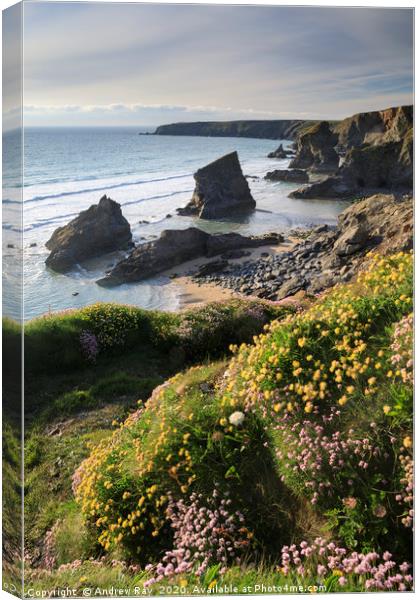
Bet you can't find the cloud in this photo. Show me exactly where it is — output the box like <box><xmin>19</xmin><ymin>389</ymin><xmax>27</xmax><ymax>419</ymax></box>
<box><xmin>21</xmin><ymin>4</ymin><xmax>413</xmax><ymax>125</ymax></box>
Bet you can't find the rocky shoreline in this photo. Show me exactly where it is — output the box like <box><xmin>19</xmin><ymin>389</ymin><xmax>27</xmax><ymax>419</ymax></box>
<box><xmin>44</xmin><ymin>104</ymin><xmax>413</xmax><ymax>308</ymax></box>
<box><xmin>189</xmin><ymin>194</ymin><xmax>413</xmax><ymax>301</ymax></box>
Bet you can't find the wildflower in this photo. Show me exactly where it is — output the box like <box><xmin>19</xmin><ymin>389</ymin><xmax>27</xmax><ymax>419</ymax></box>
<box><xmin>373</xmin><ymin>505</ymin><xmax>387</xmax><ymax>518</ymax></box>
<box><xmin>343</xmin><ymin>497</ymin><xmax>357</xmax><ymax>510</ymax></box>
<box><xmin>229</xmin><ymin>411</ymin><xmax>245</xmax><ymax>426</ymax></box>
<box><xmin>383</xmin><ymin>405</ymin><xmax>391</xmax><ymax>415</ymax></box>
<box><xmin>403</xmin><ymin>436</ymin><xmax>412</xmax><ymax>449</ymax></box>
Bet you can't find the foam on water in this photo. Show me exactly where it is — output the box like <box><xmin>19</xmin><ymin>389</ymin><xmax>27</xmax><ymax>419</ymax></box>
<box><xmin>2</xmin><ymin>127</ymin><xmax>348</xmax><ymax>320</ymax></box>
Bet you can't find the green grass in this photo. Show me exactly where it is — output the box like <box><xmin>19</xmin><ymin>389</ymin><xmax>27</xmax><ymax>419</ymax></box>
<box><xmin>16</xmin><ymin>299</ymin><xmax>290</xmax><ymax>572</ymax></box>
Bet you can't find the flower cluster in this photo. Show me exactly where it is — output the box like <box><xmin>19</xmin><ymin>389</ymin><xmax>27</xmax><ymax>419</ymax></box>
<box><xmin>280</xmin><ymin>538</ymin><xmax>412</xmax><ymax>591</ymax></box>
<box><xmin>39</xmin><ymin>523</ymin><xmax>59</xmax><ymax>570</ymax></box>
<box><xmin>274</xmin><ymin>409</ymin><xmax>382</xmax><ymax>506</ymax></box>
<box><xmin>396</xmin><ymin>448</ymin><xmax>413</xmax><ymax>529</ymax></box>
<box><xmin>79</xmin><ymin>330</ymin><xmax>99</xmax><ymax>362</ymax></box>
<box><xmin>176</xmin><ymin>300</ymin><xmax>276</xmax><ymax>359</ymax></box>
<box><xmin>222</xmin><ymin>252</ymin><xmax>413</xmax><ymax>418</ymax></box>
<box><xmin>390</xmin><ymin>314</ymin><xmax>413</xmax><ymax>386</ymax></box>
<box><xmin>80</xmin><ymin>303</ymin><xmax>147</xmax><ymax>349</ymax></box>
<box><xmin>144</xmin><ymin>490</ymin><xmax>249</xmax><ymax>586</ymax></box>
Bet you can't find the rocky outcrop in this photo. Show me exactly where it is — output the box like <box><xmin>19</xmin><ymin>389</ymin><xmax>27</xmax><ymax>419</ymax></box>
<box><xmin>340</xmin><ymin>132</ymin><xmax>413</xmax><ymax>190</ymax></box>
<box><xmin>289</xmin><ymin>176</ymin><xmax>352</xmax><ymax>199</ymax></box>
<box><xmin>154</xmin><ymin>120</ymin><xmax>315</xmax><ymax>140</ymax></box>
<box><xmin>45</xmin><ymin>196</ymin><xmax>132</xmax><ymax>273</ymax></box>
<box><xmin>267</xmin><ymin>144</ymin><xmax>293</xmax><ymax>159</ymax></box>
<box><xmin>177</xmin><ymin>152</ymin><xmax>256</xmax><ymax>219</ymax></box>
<box><xmin>97</xmin><ymin>228</ymin><xmax>284</xmax><ymax>286</ymax></box>
<box><xmin>334</xmin><ymin>105</ymin><xmax>413</xmax><ymax>151</ymax></box>
<box><xmin>265</xmin><ymin>169</ymin><xmax>309</xmax><ymax>183</ymax></box>
<box><xmin>206</xmin><ymin>232</ymin><xmax>283</xmax><ymax>257</ymax></box>
<box><xmin>289</xmin><ymin>121</ymin><xmax>339</xmax><ymax>173</ymax></box>
<box><xmin>290</xmin><ymin>128</ymin><xmax>413</xmax><ymax>200</ymax></box>
<box><xmin>194</xmin><ymin>194</ymin><xmax>412</xmax><ymax>300</ymax></box>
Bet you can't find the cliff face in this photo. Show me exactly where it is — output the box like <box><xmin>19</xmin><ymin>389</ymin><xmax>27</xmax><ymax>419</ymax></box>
<box><xmin>153</xmin><ymin>105</ymin><xmax>413</xmax><ymax>147</ymax></box>
<box><xmin>154</xmin><ymin>120</ymin><xmax>315</xmax><ymax>140</ymax></box>
<box><xmin>289</xmin><ymin>121</ymin><xmax>339</xmax><ymax>172</ymax></box>
<box><xmin>333</xmin><ymin>105</ymin><xmax>413</xmax><ymax>150</ymax></box>
<box><xmin>288</xmin><ymin>106</ymin><xmax>413</xmax><ymax>200</ymax></box>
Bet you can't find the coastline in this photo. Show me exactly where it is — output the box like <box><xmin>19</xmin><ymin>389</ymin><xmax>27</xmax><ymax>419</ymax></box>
<box><xmin>164</xmin><ymin>239</ymin><xmax>298</xmax><ymax>310</ymax></box>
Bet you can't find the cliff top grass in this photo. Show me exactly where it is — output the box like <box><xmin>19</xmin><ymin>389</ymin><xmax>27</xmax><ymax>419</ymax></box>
<box><xmin>72</xmin><ymin>252</ymin><xmax>412</xmax><ymax>578</ymax></box>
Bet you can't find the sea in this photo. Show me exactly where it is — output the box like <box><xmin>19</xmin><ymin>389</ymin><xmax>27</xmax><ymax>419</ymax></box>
<box><xmin>2</xmin><ymin>127</ymin><xmax>349</xmax><ymax>321</ymax></box>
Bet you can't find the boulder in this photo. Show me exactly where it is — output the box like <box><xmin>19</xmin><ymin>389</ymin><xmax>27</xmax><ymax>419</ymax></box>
<box><xmin>336</xmin><ymin>194</ymin><xmax>413</xmax><ymax>255</ymax></box>
<box><xmin>205</xmin><ymin>231</ymin><xmax>283</xmax><ymax>257</ymax></box>
<box><xmin>289</xmin><ymin>121</ymin><xmax>339</xmax><ymax>173</ymax></box>
<box><xmin>333</xmin><ymin>223</ymin><xmax>370</xmax><ymax>256</ymax></box>
<box><xmin>45</xmin><ymin>195</ymin><xmax>132</xmax><ymax>273</ymax></box>
<box><xmin>289</xmin><ymin>177</ymin><xmax>352</xmax><ymax>199</ymax></box>
<box><xmin>177</xmin><ymin>151</ymin><xmax>256</xmax><ymax>219</ymax></box>
<box><xmin>194</xmin><ymin>260</ymin><xmax>229</xmax><ymax>277</ymax></box>
<box><xmin>265</xmin><ymin>169</ymin><xmax>309</xmax><ymax>183</ymax></box>
<box><xmin>97</xmin><ymin>228</ymin><xmax>285</xmax><ymax>286</ymax></box>
<box><xmin>97</xmin><ymin>228</ymin><xmax>209</xmax><ymax>286</ymax></box>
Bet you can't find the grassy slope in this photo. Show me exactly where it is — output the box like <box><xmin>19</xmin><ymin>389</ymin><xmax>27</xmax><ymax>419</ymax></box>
<box><xmin>10</xmin><ymin>299</ymin><xmax>290</xmax><ymax>573</ymax></box>
<box><xmin>4</xmin><ymin>254</ymin><xmax>413</xmax><ymax>595</ymax></box>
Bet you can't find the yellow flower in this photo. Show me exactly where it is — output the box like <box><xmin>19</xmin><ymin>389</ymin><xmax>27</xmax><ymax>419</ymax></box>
<box><xmin>383</xmin><ymin>405</ymin><xmax>391</xmax><ymax>415</ymax></box>
<box><xmin>298</xmin><ymin>337</ymin><xmax>306</xmax><ymax>348</ymax></box>
<box><xmin>208</xmin><ymin>580</ymin><xmax>217</xmax><ymax>590</ymax></box>
<box><xmin>338</xmin><ymin>395</ymin><xmax>348</xmax><ymax>406</ymax></box>
<box><xmin>346</xmin><ymin>385</ymin><xmax>355</xmax><ymax>394</ymax></box>
<box><xmin>403</xmin><ymin>436</ymin><xmax>412</xmax><ymax>449</ymax></box>
<box><xmin>219</xmin><ymin>418</ymin><xmax>227</xmax><ymax>426</ymax></box>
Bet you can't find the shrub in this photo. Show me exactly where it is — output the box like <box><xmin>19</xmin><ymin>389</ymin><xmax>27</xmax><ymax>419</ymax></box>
<box><xmin>176</xmin><ymin>300</ymin><xmax>287</xmax><ymax>360</ymax></box>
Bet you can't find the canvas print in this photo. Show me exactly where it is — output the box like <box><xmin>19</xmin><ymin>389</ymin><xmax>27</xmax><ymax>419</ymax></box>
<box><xmin>2</xmin><ymin>2</ymin><xmax>414</xmax><ymax>597</ymax></box>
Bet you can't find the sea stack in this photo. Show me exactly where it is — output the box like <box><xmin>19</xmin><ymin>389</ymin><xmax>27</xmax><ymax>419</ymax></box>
<box><xmin>177</xmin><ymin>151</ymin><xmax>256</xmax><ymax>220</ymax></box>
<box><xmin>45</xmin><ymin>195</ymin><xmax>132</xmax><ymax>273</ymax></box>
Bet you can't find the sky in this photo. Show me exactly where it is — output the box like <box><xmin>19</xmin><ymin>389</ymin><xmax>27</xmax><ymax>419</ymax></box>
<box><xmin>3</xmin><ymin>2</ymin><xmax>414</xmax><ymax>129</ymax></box>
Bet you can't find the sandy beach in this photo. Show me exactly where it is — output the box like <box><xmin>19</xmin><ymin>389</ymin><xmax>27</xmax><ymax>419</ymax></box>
<box><xmin>164</xmin><ymin>238</ymin><xmax>298</xmax><ymax>310</ymax></box>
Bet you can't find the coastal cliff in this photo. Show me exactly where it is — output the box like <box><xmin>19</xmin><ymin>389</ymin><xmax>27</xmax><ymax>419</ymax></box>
<box><xmin>333</xmin><ymin>105</ymin><xmax>413</xmax><ymax>149</ymax></box>
<box><xmin>153</xmin><ymin>119</ymin><xmax>315</xmax><ymax>140</ymax></box>
<box><xmin>153</xmin><ymin>105</ymin><xmax>412</xmax><ymax>145</ymax></box>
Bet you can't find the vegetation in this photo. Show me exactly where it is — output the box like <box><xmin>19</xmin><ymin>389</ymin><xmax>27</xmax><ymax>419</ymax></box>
<box><xmin>4</xmin><ymin>254</ymin><xmax>413</xmax><ymax>595</ymax></box>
